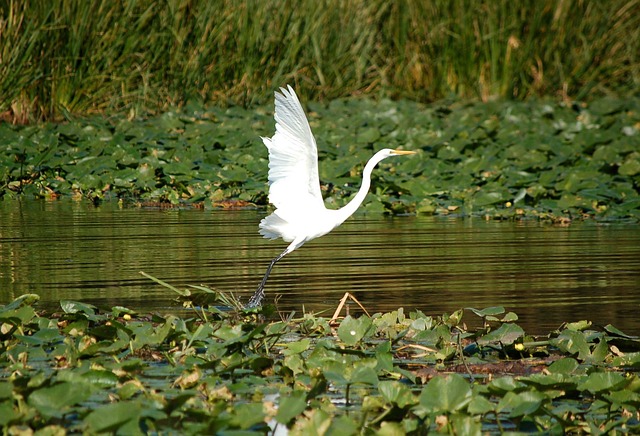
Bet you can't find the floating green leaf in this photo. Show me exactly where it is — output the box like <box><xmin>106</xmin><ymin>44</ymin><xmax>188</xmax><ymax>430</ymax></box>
<box><xmin>28</xmin><ymin>382</ymin><xmax>93</xmax><ymax>418</ymax></box>
<box><xmin>417</xmin><ymin>374</ymin><xmax>472</xmax><ymax>415</ymax></box>
<box><xmin>338</xmin><ymin>315</ymin><xmax>372</xmax><ymax>346</ymax></box>
<box><xmin>230</xmin><ymin>402</ymin><xmax>267</xmax><ymax>429</ymax></box>
<box><xmin>60</xmin><ymin>300</ymin><xmax>96</xmax><ymax>315</ymax></box>
<box><xmin>577</xmin><ymin>372</ymin><xmax>628</xmax><ymax>394</ymax></box>
<box><xmin>551</xmin><ymin>330</ymin><xmax>591</xmax><ymax>360</ymax></box>
<box><xmin>498</xmin><ymin>390</ymin><xmax>548</xmax><ymax>418</ymax></box>
<box><xmin>0</xmin><ymin>401</ymin><xmax>17</xmax><ymax>427</ymax></box>
<box><xmin>477</xmin><ymin>323</ymin><xmax>524</xmax><ymax>346</ymax></box>
<box><xmin>547</xmin><ymin>358</ymin><xmax>580</xmax><ymax>374</ymax></box>
<box><xmin>84</xmin><ymin>400</ymin><xmax>144</xmax><ymax>435</ymax></box>
<box><xmin>283</xmin><ymin>338</ymin><xmax>311</xmax><ymax>355</ymax></box>
<box><xmin>466</xmin><ymin>306</ymin><xmax>506</xmax><ymax>318</ymax></box>
<box><xmin>379</xmin><ymin>381</ymin><xmax>416</xmax><ymax>408</ymax></box>
<box><xmin>275</xmin><ymin>390</ymin><xmax>307</xmax><ymax>424</ymax></box>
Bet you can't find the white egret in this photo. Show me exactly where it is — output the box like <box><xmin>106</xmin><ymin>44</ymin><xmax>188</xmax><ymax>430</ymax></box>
<box><xmin>247</xmin><ymin>85</ymin><xmax>415</xmax><ymax>308</ymax></box>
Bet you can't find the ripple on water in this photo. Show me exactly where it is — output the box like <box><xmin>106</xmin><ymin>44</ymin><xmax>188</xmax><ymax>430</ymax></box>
<box><xmin>1</xmin><ymin>201</ymin><xmax>639</xmax><ymax>334</ymax></box>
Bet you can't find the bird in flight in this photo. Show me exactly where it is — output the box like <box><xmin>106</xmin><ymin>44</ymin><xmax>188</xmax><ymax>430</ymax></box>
<box><xmin>247</xmin><ymin>85</ymin><xmax>415</xmax><ymax>308</ymax></box>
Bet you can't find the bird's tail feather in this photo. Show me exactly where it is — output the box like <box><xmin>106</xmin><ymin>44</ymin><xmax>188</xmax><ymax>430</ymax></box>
<box><xmin>259</xmin><ymin>212</ymin><xmax>293</xmax><ymax>241</ymax></box>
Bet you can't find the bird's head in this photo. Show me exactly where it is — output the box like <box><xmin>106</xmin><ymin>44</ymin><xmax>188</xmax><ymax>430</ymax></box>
<box><xmin>367</xmin><ymin>148</ymin><xmax>416</xmax><ymax>168</ymax></box>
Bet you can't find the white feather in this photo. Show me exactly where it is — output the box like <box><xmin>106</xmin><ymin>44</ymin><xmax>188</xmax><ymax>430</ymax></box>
<box><xmin>248</xmin><ymin>85</ymin><xmax>415</xmax><ymax>307</ymax></box>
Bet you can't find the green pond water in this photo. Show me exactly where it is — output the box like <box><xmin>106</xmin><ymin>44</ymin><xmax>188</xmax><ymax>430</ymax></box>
<box><xmin>1</xmin><ymin>200</ymin><xmax>639</xmax><ymax>334</ymax></box>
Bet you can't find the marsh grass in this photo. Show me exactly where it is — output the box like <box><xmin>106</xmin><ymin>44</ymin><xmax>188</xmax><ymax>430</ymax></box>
<box><xmin>1</xmin><ymin>0</ymin><xmax>639</xmax><ymax>122</ymax></box>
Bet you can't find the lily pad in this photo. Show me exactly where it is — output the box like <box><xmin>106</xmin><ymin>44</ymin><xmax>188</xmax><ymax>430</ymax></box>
<box><xmin>84</xmin><ymin>400</ymin><xmax>145</xmax><ymax>435</ymax></box>
<box><xmin>275</xmin><ymin>390</ymin><xmax>307</xmax><ymax>424</ymax></box>
<box><xmin>417</xmin><ymin>374</ymin><xmax>472</xmax><ymax>414</ymax></box>
<box><xmin>477</xmin><ymin>323</ymin><xmax>525</xmax><ymax>346</ymax></box>
<box><xmin>28</xmin><ymin>382</ymin><xmax>93</xmax><ymax>418</ymax></box>
<box><xmin>338</xmin><ymin>315</ymin><xmax>372</xmax><ymax>346</ymax></box>
<box><xmin>577</xmin><ymin>372</ymin><xmax>628</xmax><ymax>394</ymax></box>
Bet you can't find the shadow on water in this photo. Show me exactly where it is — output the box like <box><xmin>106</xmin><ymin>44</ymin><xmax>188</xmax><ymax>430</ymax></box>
<box><xmin>1</xmin><ymin>199</ymin><xmax>639</xmax><ymax>334</ymax></box>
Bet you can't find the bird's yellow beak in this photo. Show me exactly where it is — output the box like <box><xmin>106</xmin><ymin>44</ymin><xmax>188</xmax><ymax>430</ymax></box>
<box><xmin>392</xmin><ymin>149</ymin><xmax>417</xmax><ymax>155</ymax></box>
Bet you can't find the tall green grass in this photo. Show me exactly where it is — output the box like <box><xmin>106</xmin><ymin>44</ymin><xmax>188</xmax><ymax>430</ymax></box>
<box><xmin>1</xmin><ymin>0</ymin><xmax>638</xmax><ymax>122</ymax></box>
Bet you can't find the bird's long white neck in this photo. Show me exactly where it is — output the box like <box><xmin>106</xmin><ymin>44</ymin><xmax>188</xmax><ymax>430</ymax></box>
<box><xmin>336</xmin><ymin>151</ymin><xmax>389</xmax><ymax>223</ymax></box>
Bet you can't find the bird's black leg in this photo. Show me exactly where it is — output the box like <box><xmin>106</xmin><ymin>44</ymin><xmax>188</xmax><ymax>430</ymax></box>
<box><xmin>246</xmin><ymin>249</ymin><xmax>289</xmax><ymax>308</ymax></box>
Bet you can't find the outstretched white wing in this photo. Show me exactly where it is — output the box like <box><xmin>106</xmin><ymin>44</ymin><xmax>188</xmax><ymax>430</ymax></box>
<box><xmin>262</xmin><ymin>85</ymin><xmax>324</xmax><ymax>211</ymax></box>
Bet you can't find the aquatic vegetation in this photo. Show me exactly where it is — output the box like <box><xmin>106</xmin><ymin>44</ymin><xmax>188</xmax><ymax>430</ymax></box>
<box><xmin>1</xmin><ymin>292</ymin><xmax>640</xmax><ymax>434</ymax></box>
<box><xmin>1</xmin><ymin>1</ymin><xmax>639</xmax><ymax>122</ymax></box>
<box><xmin>1</xmin><ymin>97</ymin><xmax>639</xmax><ymax>221</ymax></box>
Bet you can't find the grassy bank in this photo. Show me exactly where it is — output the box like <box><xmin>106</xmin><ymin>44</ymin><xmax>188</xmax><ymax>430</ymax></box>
<box><xmin>1</xmin><ymin>0</ymin><xmax>639</xmax><ymax>122</ymax></box>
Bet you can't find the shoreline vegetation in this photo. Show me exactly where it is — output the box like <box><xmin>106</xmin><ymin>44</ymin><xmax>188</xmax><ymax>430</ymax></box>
<box><xmin>1</xmin><ymin>291</ymin><xmax>640</xmax><ymax>433</ymax></box>
<box><xmin>1</xmin><ymin>96</ymin><xmax>639</xmax><ymax>221</ymax></box>
<box><xmin>0</xmin><ymin>1</ymin><xmax>638</xmax><ymax>220</ymax></box>
<box><xmin>0</xmin><ymin>1</ymin><xmax>639</xmax><ymax>220</ymax></box>
<box><xmin>1</xmin><ymin>1</ymin><xmax>638</xmax><ymax>123</ymax></box>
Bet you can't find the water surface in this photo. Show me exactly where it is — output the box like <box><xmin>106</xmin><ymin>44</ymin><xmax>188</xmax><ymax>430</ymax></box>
<box><xmin>1</xmin><ymin>200</ymin><xmax>639</xmax><ymax>334</ymax></box>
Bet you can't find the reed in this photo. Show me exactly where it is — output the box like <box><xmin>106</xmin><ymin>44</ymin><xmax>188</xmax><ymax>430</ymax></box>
<box><xmin>0</xmin><ymin>0</ymin><xmax>638</xmax><ymax>122</ymax></box>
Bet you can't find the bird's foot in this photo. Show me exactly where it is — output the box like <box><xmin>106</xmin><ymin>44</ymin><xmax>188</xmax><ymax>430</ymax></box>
<box><xmin>245</xmin><ymin>285</ymin><xmax>265</xmax><ymax>309</ymax></box>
